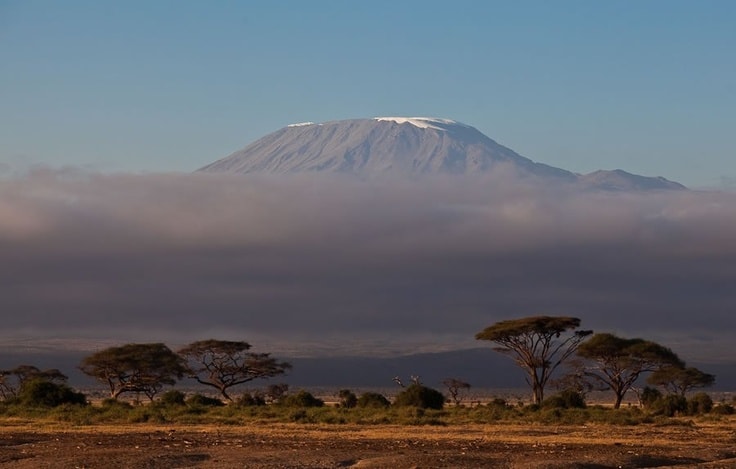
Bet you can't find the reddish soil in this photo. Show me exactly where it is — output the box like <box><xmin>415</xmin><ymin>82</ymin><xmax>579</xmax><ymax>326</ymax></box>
<box><xmin>0</xmin><ymin>422</ymin><xmax>735</xmax><ymax>468</ymax></box>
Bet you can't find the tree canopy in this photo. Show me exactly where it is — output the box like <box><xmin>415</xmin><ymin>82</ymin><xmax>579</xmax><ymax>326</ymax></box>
<box><xmin>476</xmin><ymin>316</ymin><xmax>592</xmax><ymax>404</ymax></box>
<box><xmin>0</xmin><ymin>365</ymin><xmax>68</xmax><ymax>400</ymax></box>
<box><xmin>443</xmin><ymin>378</ymin><xmax>471</xmax><ymax>406</ymax></box>
<box><xmin>79</xmin><ymin>343</ymin><xmax>186</xmax><ymax>400</ymax></box>
<box><xmin>178</xmin><ymin>339</ymin><xmax>291</xmax><ymax>401</ymax></box>
<box><xmin>577</xmin><ymin>333</ymin><xmax>683</xmax><ymax>408</ymax></box>
<box><xmin>647</xmin><ymin>365</ymin><xmax>715</xmax><ymax>397</ymax></box>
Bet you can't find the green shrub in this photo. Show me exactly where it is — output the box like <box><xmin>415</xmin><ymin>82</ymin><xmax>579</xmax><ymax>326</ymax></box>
<box><xmin>280</xmin><ymin>390</ymin><xmax>324</xmax><ymax>408</ymax></box>
<box><xmin>186</xmin><ymin>394</ymin><xmax>225</xmax><ymax>407</ymax></box>
<box><xmin>711</xmin><ymin>403</ymin><xmax>735</xmax><ymax>415</ymax></box>
<box><xmin>652</xmin><ymin>394</ymin><xmax>688</xmax><ymax>417</ymax></box>
<box><xmin>356</xmin><ymin>392</ymin><xmax>390</xmax><ymax>408</ymax></box>
<box><xmin>489</xmin><ymin>398</ymin><xmax>508</xmax><ymax>407</ymax></box>
<box><xmin>95</xmin><ymin>398</ymin><xmax>134</xmax><ymax>421</ymax></box>
<box><xmin>236</xmin><ymin>392</ymin><xmax>266</xmax><ymax>407</ymax></box>
<box><xmin>159</xmin><ymin>390</ymin><xmax>186</xmax><ymax>406</ymax></box>
<box><xmin>687</xmin><ymin>392</ymin><xmax>713</xmax><ymax>415</ymax></box>
<box><xmin>542</xmin><ymin>390</ymin><xmax>586</xmax><ymax>409</ymax></box>
<box><xmin>289</xmin><ymin>409</ymin><xmax>308</xmax><ymax>421</ymax></box>
<box><xmin>128</xmin><ymin>406</ymin><xmax>167</xmax><ymax>423</ymax></box>
<box><xmin>640</xmin><ymin>387</ymin><xmax>662</xmax><ymax>409</ymax></box>
<box><xmin>457</xmin><ymin>401</ymin><xmax>516</xmax><ymax>423</ymax></box>
<box><xmin>101</xmin><ymin>398</ymin><xmax>133</xmax><ymax>409</ymax></box>
<box><xmin>16</xmin><ymin>379</ymin><xmax>87</xmax><ymax>407</ymax></box>
<box><xmin>265</xmin><ymin>383</ymin><xmax>289</xmax><ymax>404</ymax></box>
<box><xmin>337</xmin><ymin>389</ymin><xmax>357</xmax><ymax>408</ymax></box>
<box><xmin>393</xmin><ymin>384</ymin><xmax>445</xmax><ymax>410</ymax></box>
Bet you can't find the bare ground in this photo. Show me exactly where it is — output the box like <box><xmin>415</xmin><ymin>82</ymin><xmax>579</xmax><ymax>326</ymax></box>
<box><xmin>1</xmin><ymin>421</ymin><xmax>735</xmax><ymax>468</ymax></box>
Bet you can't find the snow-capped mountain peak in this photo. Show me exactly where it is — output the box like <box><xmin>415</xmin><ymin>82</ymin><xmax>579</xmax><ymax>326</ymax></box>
<box><xmin>373</xmin><ymin>117</ymin><xmax>468</xmax><ymax>130</ymax></box>
<box><xmin>198</xmin><ymin>117</ymin><xmax>685</xmax><ymax>191</ymax></box>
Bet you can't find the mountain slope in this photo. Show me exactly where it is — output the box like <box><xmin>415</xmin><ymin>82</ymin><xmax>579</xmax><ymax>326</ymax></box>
<box><xmin>579</xmin><ymin>169</ymin><xmax>686</xmax><ymax>191</ymax></box>
<box><xmin>199</xmin><ymin>117</ymin><xmax>684</xmax><ymax>190</ymax></box>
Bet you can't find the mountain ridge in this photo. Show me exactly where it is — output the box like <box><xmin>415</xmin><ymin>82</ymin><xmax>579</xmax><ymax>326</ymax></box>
<box><xmin>199</xmin><ymin>117</ymin><xmax>686</xmax><ymax>191</ymax></box>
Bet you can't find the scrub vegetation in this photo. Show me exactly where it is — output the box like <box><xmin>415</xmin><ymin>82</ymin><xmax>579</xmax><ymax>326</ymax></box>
<box><xmin>0</xmin><ymin>317</ymin><xmax>728</xmax><ymax>428</ymax></box>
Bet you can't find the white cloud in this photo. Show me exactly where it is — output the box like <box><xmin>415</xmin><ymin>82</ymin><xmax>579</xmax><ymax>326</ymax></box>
<box><xmin>1</xmin><ymin>169</ymin><xmax>735</xmax><ymax>361</ymax></box>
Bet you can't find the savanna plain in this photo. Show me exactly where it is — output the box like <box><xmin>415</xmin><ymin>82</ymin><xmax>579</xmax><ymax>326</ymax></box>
<box><xmin>1</xmin><ymin>403</ymin><xmax>735</xmax><ymax>469</ymax></box>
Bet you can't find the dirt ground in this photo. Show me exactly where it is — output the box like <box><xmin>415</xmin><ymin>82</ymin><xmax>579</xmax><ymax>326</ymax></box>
<box><xmin>1</xmin><ymin>421</ymin><xmax>735</xmax><ymax>469</ymax></box>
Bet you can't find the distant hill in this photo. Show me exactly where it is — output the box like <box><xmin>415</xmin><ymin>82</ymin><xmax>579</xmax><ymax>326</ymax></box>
<box><xmin>199</xmin><ymin>117</ymin><xmax>685</xmax><ymax>191</ymax></box>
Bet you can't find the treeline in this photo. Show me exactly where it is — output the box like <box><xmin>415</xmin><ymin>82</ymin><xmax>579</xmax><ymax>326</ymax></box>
<box><xmin>472</xmin><ymin>315</ymin><xmax>730</xmax><ymax>416</ymax></box>
<box><xmin>1</xmin><ymin>340</ymin><xmax>289</xmax><ymax>406</ymax></box>
<box><xmin>0</xmin><ymin>317</ymin><xmax>734</xmax><ymax>423</ymax></box>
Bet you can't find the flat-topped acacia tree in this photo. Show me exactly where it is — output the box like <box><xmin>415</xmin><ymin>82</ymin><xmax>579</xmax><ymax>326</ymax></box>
<box><xmin>476</xmin><ymin>316</ymin><xmax>592</xmax><ymax>405</ymax></box>
<box><xmin>647</xmin><ymin>365</ymin><xmax>715</xmax><ymax>397</ymax></box>
<box><xmin>178</xmin><ymin>339</ymin><xmax>292</xmax><ymax>402</ymax></box>
<box><xmin>577</xmin><ymin>333</ymin><xmax>684</xmax><ymax>408</ymax></box>
<box><xmin>79</xmin><ymin>343</ymin><xmax>186</xmax><ymax>401</ymax></box>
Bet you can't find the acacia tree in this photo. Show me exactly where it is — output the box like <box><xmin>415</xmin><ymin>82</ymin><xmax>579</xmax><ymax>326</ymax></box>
<box><xmin>647</xmin><ymin>365</ymin><xmax>715</xmax><ymax>397</ymax></box>
<box><xmin>79</xmin><ymin>343</ymin><xmax>186</xmax><ymax>400</ymax></box>
<box><xmin>551</xmin><ymin>358</ymin><xmax>596</xmax><ymax>398</ymax></box>
<box><xmin>0</xmin><ymin>365</ymin><xmax>68</xmax><ymax>400</ymax></box>
<box><xmin>443</xmin><ymin>378</ymin><xmax>471</xmax><ymax>406</ymax></box>
<box><xmin>475</xmin><ymin>316</ymin><xmax>592</xmax><ymax>405</ymax></box>
<box><xmin>178</xmin><ymin>339</ymin><xmax>291</xmax><ymax>402</ymax></box>
<box><xmin>576</xmin><ymin>333</ymin><xmax>683</xmax><ymax>408</ymax></box>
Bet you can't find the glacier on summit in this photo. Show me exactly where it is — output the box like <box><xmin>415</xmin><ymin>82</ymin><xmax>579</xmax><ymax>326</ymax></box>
<box><xmin>373</xmin><ymin>117</ymin><xmax>471</xmax><ymax>130</ymax></box>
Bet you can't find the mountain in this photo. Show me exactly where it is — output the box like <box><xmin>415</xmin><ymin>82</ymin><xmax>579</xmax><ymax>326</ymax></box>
<box><xmin>199</xmin><ymin>117</ymin><xmax>685</xmax><ymax>190</ymax></box>
<box><xmin>579</xmin><ymin>169</ymin><xmax>685</xmax><ymax>191</ymax></box>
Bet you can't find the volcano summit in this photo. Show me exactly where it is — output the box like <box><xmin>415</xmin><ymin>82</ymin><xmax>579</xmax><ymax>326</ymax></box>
<box><xmin>199</xmin><ymin>117</ymin><xmax>685</xmax><ymax>190</ymax></box>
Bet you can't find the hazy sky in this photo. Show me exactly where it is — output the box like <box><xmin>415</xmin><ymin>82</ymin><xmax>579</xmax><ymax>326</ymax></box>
<box><xmin>1</xmin><ymin>1</ymin><xmax>735</xmax><ymax>187</ymax></box>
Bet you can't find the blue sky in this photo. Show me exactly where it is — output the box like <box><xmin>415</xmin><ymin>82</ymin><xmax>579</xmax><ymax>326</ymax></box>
<box><xmin>2</xmin><ymin>1</ymin><xmax>736</xmax><ymax>371</ymax></box>
<box><xmin>1</xmin><ymin>0</ymin><xmax>734</xmax><ymax>187</ymax></box>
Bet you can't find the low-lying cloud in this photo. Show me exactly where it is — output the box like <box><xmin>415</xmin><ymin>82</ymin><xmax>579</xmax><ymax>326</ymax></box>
<box><xmin>1</xmin><ymin>169</ymin><xmax>735</xmax><ymax>361</ymax></box>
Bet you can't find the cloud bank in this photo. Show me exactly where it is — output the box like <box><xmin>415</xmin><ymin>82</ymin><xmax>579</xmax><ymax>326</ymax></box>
<box><xmin>1</xmin><ymin>169</ymin><xmax>735</xmax><ymax>361</ymax></box>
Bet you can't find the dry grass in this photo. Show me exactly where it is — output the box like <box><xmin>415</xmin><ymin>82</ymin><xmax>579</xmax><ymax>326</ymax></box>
<box><xmin>2</xmin><ymin>416</ymin><xmax>734</xmax><ymax>446</ymax></box>
<box><xmin>1</xmin><ymin>417</ymin><xmax>734</xmax><ymax>468</ymax></box>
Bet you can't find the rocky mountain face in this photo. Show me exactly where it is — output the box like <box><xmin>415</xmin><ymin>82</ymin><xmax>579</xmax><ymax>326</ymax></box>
<box><xmin>199</xmin><ymin>117</ymin><xmax>685</xmax><ymax>190</ymax></box>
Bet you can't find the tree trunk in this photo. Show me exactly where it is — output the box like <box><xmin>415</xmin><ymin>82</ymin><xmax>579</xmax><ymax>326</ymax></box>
<box><xmin>613</xmin><ymin>392</ymin><xmax>624</xmax><ymax>409</ymax></box>
<box><xmin>532</xmin><ymin>381</ymin><xmax>544</xmax><ymax>405</ymax></box>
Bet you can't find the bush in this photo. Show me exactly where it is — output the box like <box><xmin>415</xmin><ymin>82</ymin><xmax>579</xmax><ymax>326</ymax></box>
<box><xmin>280</xmin><ymin>390</ymin><xmax>324</xmax><ymax>408</ymax></box>
<box><xmin>159</xmin><ymin>390</ymin><xmax>186</xmax><ymax>406</ymax></box>
<box><xmin>393</xmin><ymin>384</ymin><xmax>445</xmax><ymax>410</ymax></box>
<box><xmin>337</xmin><ymin>389</ymin><xmax>357</xmax><ymax>408</ymax></box>
<box><xmin>265</xmin><ymin>383</ymin><xmax>289</xmax><ymax>404</ymax></box>
<box><xmin>711</xmin><ymin>404</ymin><xmax>735</xmax><ymax>415</ymax></box>
<box><xmin>16</xmin><ymin>379</ymin><xmax>86</xmax><ymax>407</ymax></box>
<box><xmin>236</xmin><ymin>392</ymin><xmax>266</xmax><ymax>407</ymax></box>
<box><xmin>652</xmin><ymin>394</ymin><xmax>688</xmax><ymax>417</ymax></box>
<box><xmin>687</xmin><ymin>392</ymin><xmax>713</xmax><ymax>415</ymax></box>
<box><xmin>542</xmin><ymin>390</ymin><xmax>586</xmax><ymax>409</ymax></box>
<box><xmin>640</xmin><ymin>387</ymin><xmax>662</xmax><ymax>409</ymax></box>
<box><xmin>186</xmin><ymin>394</ymin><xmax>225</xmax><ymax>407</ymax></box>
<box><xmin>101</xmin><ymin>398</ymin><xmax>133</xmax><ymax>409</ymax></box>
<box><xmin>356</xmin><ymin>392</ymin><xmax>390</xmax><ymax>408</ymax></box>
<box><xmin>290</xmin><ymin>409</ymin><xmax>308</xmax><ymax>421</ymax></box>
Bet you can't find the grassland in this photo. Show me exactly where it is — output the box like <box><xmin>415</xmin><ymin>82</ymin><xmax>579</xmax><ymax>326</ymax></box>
<box><xmin>1</xmin><ymin>401</ymin><xmax>735</xmax><ymax>468</ymax></box>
